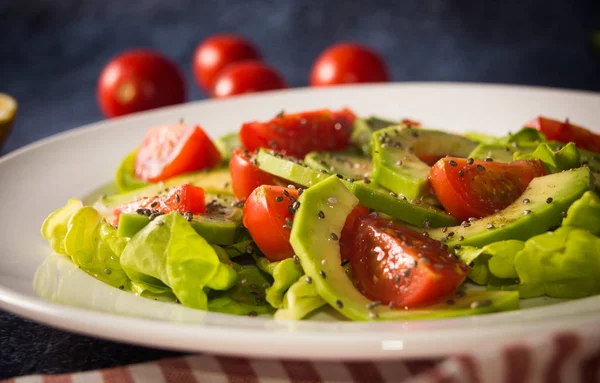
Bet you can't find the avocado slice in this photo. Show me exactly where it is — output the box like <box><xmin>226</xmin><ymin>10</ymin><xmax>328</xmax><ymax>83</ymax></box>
<box><xmin>215</xmin><ymin>132</ymin><xmax>241</xmax><ymax>163</ymax></box>
<box><xmin>304</xmin><ymin>149</ymin><xmax>372</xmax><ymax>180</ymax></box>
<box><xmin>290</xmin><ymin>175</ymin><xmax>519</xmax><ymax>321</ymax></box>
<box><xmin>100</xmin><ymin>166</ymin><xmax>233</xmax><ymax>209</ymax></box>
<box><xmin>372</xmin><ymin>126</ymin><xmax>477</xmax><ymax>199</ymax></box>
<box><xmin>256</xmin><ymin>149</ymin><xmax>456</xmax><ymax>228</ymax></box>
<box><xmin>428</xmin><ymin>167</ymin><xmax>593</xmax><ymax>248</ymax></box>
<box><xmin>350</xmin><ymin>117</ymin><xmax>398</xmax><ymax>155</ymax></box>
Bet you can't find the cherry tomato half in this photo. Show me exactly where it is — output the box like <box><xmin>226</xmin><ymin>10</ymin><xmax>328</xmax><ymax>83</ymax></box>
<box><xmin>341</xmin><ymin>214</ymin><xmax>469</xmax><ymax>308</ymax></box>
<box><xmin>97</xmin><ymin>50</ymin><xmax>186</xmax><ymax>118</ymax></box>
<box><xmin>525</xmin><ymin>116</ymin><xmax>600</xmax><ymax>154</ymax></box>
<box><xmin>310</xmin><ymin>43</ymin><xmax>389</xmax><ymax>87</ymax></box>
<box><xmin>429</xmin><ymin>157</ymin><xmax>546</xmax><ymax>222</ymax></box>
<box><xmin>192</xmin><ymin>34</ymin><xmax>261</xmax><ymax>93</ymax></box>
<box><xmin>134</xmin><ymin>123</ymin><xmax>221</xmax><ymax>183</ymax></box>
<box><xmin>229</xmin><ymin>148</ymin><xmax>278</xmax><ymax>200</ymax></box>
<box><xmin>213</xmin><ymin>61</ymin><xmax>287</xmax><ymax>98</ymax></box>
<box><xmin>240</xmin><ymin>108</ymin><xmax>357</xmax><ymax>157</ymax></box>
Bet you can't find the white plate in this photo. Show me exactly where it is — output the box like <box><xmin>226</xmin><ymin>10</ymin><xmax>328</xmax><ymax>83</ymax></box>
<box><xmin>1</xmin><ymin>83</ymin><xmax>599</xmax><ymax>360</ymax></box>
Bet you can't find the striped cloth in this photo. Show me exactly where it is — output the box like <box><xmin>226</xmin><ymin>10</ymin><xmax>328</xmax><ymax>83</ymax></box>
<box><xmin>2</xmin><ymin>328</ymin><xmax>599</xmax><ymax>383</ymax></box>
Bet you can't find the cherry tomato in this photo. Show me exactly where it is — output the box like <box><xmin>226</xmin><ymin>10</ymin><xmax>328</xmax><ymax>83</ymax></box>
<box><xmin>213</xmin><ymin>61</ymin><xmax>287</xmax><ymax>98</ymax></box>
<box><xmin>429</xmin><ymin>157</ymin><xmax>546</xmax><ymax>222</ymax></box>
<box><xmin>341</xmin><ymin>214</ymin><xmax>469</xmax><ymax>307</ymax></box>
<box><xmin>525</xmin><ymin>116</ymin><xmax>600</xmax><ymax>154</ymax></box>
<box><xmin>339</xmin><ymin>205</ymin><xmax>370</xmax><ymax>260</ymax></box>
<box><xmin>113</xmin><ymin>184</ymin><xmax>206</xmax><ymax>225</ymax></box>
<box><xmin>240</xmin><ymin>108</ymin><xmax>357</xmax><ymax>157</ymax></box>
<box><xmin>229</xmin><ymin>148</ymin><xmax>277</xmax><ymax>200</ymax></box>
<box><xmin>243</xmin><ymin>185</ymin><xmax>299</xmax><ymax>261</ymax></box>
<box><xmin>97</xmin><ymin>50</ymin><xmax>185</xmax><ymax>118</ymax></box>
<box><xmin>192</xmin><ymin>34</ymin><xmax>261</xmax><ymax>93</ymax></box>
<box><xmin>134</xmin><ymin>123</ymin><xmax>221</xmax><ymax>183</ymax></box>
<box><xmin>310</xmin><ymin>43</ymin><xmax>389</xmax><ymax>87</ymax></box>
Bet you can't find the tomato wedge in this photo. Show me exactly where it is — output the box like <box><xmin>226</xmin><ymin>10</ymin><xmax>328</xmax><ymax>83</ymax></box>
<box><xmin>340</xmin><ymin>214</ymin><xmax>469</xmax><ymax>307</ymax></box>
<box><xmin>429</xmin><ymin>157</ymin><xmax>546</xmax><ymax>222</ymax></box>
<box><xmin>243</xmin><ymin>185</ymin><xmax>299</xmax><ymax>261</ymax></box>
<box><xmin>113</xmin><ymin>184</ymin><xmax>206</xmax><ymax>225</ymax></box>
<box><xmin>340</xmin><ymin>205</ymin><xmax>370</xmax><ymax>260</ymax></box>
<box><xmin>229</xmin><ymin>148</ymin><xmax>278</xmax><ymax>200</ymax></box>
<box><xmin>239</xmin><ymin>108</ymin><xmax>357</xmax><ymax>157</ymax></box>
<box><xmin>135</xmin><ymin>123</ymin><xmax>221</xmax><ymax>183</ymax></box>
<box><xmin>525</xmin><ymin>116</ymin><xmax>600</xmax><ymax>154</ymax></box>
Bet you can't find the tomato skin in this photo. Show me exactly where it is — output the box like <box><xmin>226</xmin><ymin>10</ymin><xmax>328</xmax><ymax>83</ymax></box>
<box><xmin>341</xmin><ymin>215</ymin><xmax>469</xmax><ymax>308</ymax></box>
<box><xmin>229</xmin><ymin>149</ymin><xmax>277</xmax><ymax>200</ymax></box>
<box><xmin>134</xmin><ymin>123</ymin><xmax>221</xmax><ymax>183</ymax></box>
<box><xmin>193</xmin><ymin>34</ymin><xmax>261</xmax><ymax>93</ymax></box>
<box><xmin>429</xmin><ymin>157</ymin><xmax>546</xmax><ymax>222</ymax></box>
<box><xmin>213</xmin><ymin>61</ymin><xmax>287</xmax><ymax>98</ymax></box>
<box><xmin>526</xmin><ymin>116</ymin><xmax>600</xmax><ymax>154</ymax></box>
<box><xmin>340</xmin><ymin>206</ymin><xmax>370</xmax><ymax>260</ymax></box>
<box><xmin>243</xmin><ymin>185</ymin><xmax>299</xmax><ymax>261</ymax></box>
<box><xmin>310</xmin><ymin>43</ymin><xmax>389</xmax><ymax>87</ymax></box>
<box><xmin>97</xmin><ymin>50</ymin><xmax>185</xmax><ymax>118</ymax></box>
<box><xmin>113</xmin><ymin>184</ymin><xmax>206</xmax><ymax>225</ymax></box>
<box><xmin>240</xmin><ymin>108</ymin><xmax>357</xmax><ymax>157</ymax></box>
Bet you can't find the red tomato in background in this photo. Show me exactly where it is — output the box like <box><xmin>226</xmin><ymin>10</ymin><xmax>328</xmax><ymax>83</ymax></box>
<box><xmin>525</xmin><ymin>116</ymin><xmax>600</xmax><ymax>154</ymax></box>
<box><xmin>229</xmin><ymin>148</ymin><xmax>278</xmax><ymax>200</ymax></box>
<box><xmin>340</xmin><ymin>214</ymin><xmax>469</xmax><ymax>308</ymax></box>
<box><xmin>213</xmin><ymin>61</ymin><xmax>287</xmax><ymax>98</ymax></box>
<box><xmin>429</xmin><ymin>157</ymin><xmax>546</xmax><ymax>222</ymax></box>
<box><xmin>310</xmin><ymin>43</ymin><xmax>390</xmax><ymax>87</ymax></box>
<box><xmin>113</xmin><ymin>184</ymin><xmax>206</xmax><ymax>225</ymax></box>
<box><xmin>243</xmin><ymin>185</ymin><xmax>299</xmax><ymax>261</ymax></box>
<box><xmin>134</xmin><ymin>123</ymin><xmax>221</xmax><ymax>183</ymax></box>
<box><xmin>193</xmin><ymin>34</ymin><xmax>261</xmax><ymax>93</ymax></box>
<box><xmin>240</xmin><ymin>108</ymin><xmax>356</xmax><ymax>157</ymax></box>
<box><xmin>97</xmin><ymin>50</ymin><xmax>185</xmax><ymax>118</ymax></box>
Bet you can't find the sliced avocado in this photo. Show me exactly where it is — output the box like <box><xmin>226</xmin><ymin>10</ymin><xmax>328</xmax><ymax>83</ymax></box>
<box><xmin>428</xmin><ymin>167</ymin><xmax>593</xmax><ymax>248</ymax></box>
<box><xmin>115</xmin><ymin>150</ymin><xmax>149</xmax><ymax>193</ymax></box>
<box><xmin>256</xmin><ymin>149</ymin><xmax>456</xmax><ymax>228</ymax></box>
<box><xmin>100</xmin><ymin>167</ymin><xmax>233</xmax><ymax>209</ymax></box>
<box><xmin>115</xmin><ymin>194</ymin><xmax>242</xmax><ymax>245</ymax></box>
<box><xmin>468</xmin><ymin>143</ymin><xmax>523</xmax><ymax>162</ymax></box>
<box><xmin>372</xmin><ymin>126</ymin><xmax>477</xmax><ymax>199</ymax></box>
<box><xmin>304</xmin><ymin>149</ymin><xmax>372</xmax><ymax>180</ymax></box>
<box><xmin>290</xmin><ymin>175</ymin><xmax>519</xmax><ymax>321</ymax></box>
<box><xmin>215</xmin><ymin>132</ymin><xmax>241</xmax><ymax>163</ymax></box>
<box><xmin>351</xmin><ymin>116</ymin><xmax>398</xmax><ymax>155</ymax></box>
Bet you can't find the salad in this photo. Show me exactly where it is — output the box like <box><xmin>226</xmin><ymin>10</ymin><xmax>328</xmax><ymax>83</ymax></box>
<box><xmin>40</xmin><ymin>109</ymin><xmax>600</xmax><ymax>321</ymax></box>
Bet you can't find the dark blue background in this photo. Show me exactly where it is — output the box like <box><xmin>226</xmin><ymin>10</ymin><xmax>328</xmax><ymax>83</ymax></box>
<box><xmin>0</xmin><ymin>0</ymin><xmax>599</xmax><ymax>378</ymax></box>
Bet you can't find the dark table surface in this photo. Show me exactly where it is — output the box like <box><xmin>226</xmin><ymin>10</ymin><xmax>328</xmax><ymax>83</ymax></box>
<box><xmin>1</xmin><ymin>0</ymin><xmax>599</xmax><ymax>378</ymax></box>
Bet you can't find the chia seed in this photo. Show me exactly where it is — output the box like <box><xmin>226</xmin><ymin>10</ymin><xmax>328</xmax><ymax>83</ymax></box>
<box><xmin>523</xmin><ymin>198</ymin><xmax>530</xmax><ymax>204</ymax></box>
<box><xmin>329</xmin><ymin>233</ymin><xmax>339</xmax><ymax>241</ymax></box>
<box><xmin>319</xmin><ymin>270</ymin><xmax>327</xmax><ymax>279</ymax></box>
<box><xmin>467</xmin><ymin>158</ymin><xmax>474</xmax><ymax>165</ymax></box>
<box><xmin>335</xmin><ymin>300</ymin><xmax>344</xmax><ymax>308</ymax></box>
<box><xmin>317</xmin><ymin>210</ymin><xmax>325</xmax><ymax>219</ymax></box>
<box><xmin>546</xmin><ymin>197</ymin><xmax>553</xmax><ymax>204</ymax></box>
<box><xmin>305</xmin><ymin>276</ymin><xmax>313</xmax><ymax>284</ymax></box>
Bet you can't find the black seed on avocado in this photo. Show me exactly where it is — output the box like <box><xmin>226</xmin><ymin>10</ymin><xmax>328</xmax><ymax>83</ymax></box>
<box><xmin>275</xmin><ymin>196</ymin><xmax>284</xmax><ymax>202</ymax></box>
<box><xmin>524</xmin><ymin>210</ymin><xmax>532</xmax><ymax>215</ymax></box>
<box><xmin>453</xmin><ymin>244</ymin><xmax>461</xmax><ymax>250</ymax></box>
<box><xmin>523</xmin><ymin>198</ymin><xmax>530</xmax><ymax>204</ymax></box>
<box><xmin>441</xmin><ymin>227</ymin><xmax>448</xmax><ymax>233</ymax></box>
<box><xmin>546</xmin><ymin>197</ymin><xmax>553</xmax><ymax>204</ymax></box>
<box><xmin>104</xmin><ymin>268</ymin><xmax>112</xmax><ymax>275</ymax></box>
<box><xmin>459</xmin><ymin>236</ymin><xmax>464</xmax><ymax>241</ymax></box>
<box><xmin>447</xmin><ymin>232</ymin><xmax>455</xmax><ymax>237</ymax></box>
<box><xmin>317</xmin><ymin>210</ymin><xmax>325</xmax><ymax>219</ymax></box>
<box><xmin>119</xmin><ymin>285</ymin><xmax>125</xmax><ymax>290</ymax></box>
<box><xmin>305</xmin><ymin>276</ymin><xmax>312</xmax><ymax>284</ymax></box>
<box><xmin>248</xmin><ymin>311</ymin><xmax>258</xmax><ymax>317</ymax></box>
<box><xmin>293</xmin><ymin>254</ymin><xmax>300</xmax><ymax>264</ymax></box>
<box><xmin>390</xmin><ymin>192</ymin><xmax>397</xmax><ymax>197</ymax></box>
<box><xmin>336</xmin><ymin>174</ymin><xmax>344</xmax><ymax>179</ymax></box>
<box><xmin>335</xmin><ymin>300</ymin><xmax>344</xmax><ymax>308</ymax></box>
<box><xmin>329</xmin><ymin>233</ymin><xmax>339</xmax><ymax>241</ymax></box>
<box><xmin>487</xmin><ymin>224</ymin><xmax>495</xmax><ymax>229</ymax></box>
<box><xmin>369</xmin><ymin>312</ymin><xmax>379</xmax><ymax>319</ymax></box>
<box><xmin>396</xmin><ymin>160</ymin><xmax>403</xmax><ymax>166</ymax></box>
<box><xmin>319</xmin><ymin>270</ymin><xmax>327</xmax><ymax>279</ymax></box>
<box><xmin>561</xmin><ymin>211</ymin><xmax>567</xmax><ymax>218</ymax></box>
<box><xmin>292</xmin><ymin>201</ymin><xmax>301</xmax><ymax>210</ymax></box>
<box><xmin>449</xmin><ymin>160</ymin><xmax>457</xmax><ymax>167</ymax></box>
<box><xmin>298</xmin><ymin>188</ymin><xmax>304</xmax><ymax>196</ymax></box>
<box><xmin>366</xmin><ymin>301</ymin><xmax>382</xmax><ymax>309</ymax></box>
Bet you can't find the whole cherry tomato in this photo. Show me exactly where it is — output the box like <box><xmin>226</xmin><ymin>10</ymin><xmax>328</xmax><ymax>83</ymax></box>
<box><xmin>97</xmin><ymin>50</ymin><xmax>186</xmax><ymax>118</ymax></box>
<box><xmin>213</xmin><ymin>61</ymin><xmax>287</xmax><ymax>98</ymax></box>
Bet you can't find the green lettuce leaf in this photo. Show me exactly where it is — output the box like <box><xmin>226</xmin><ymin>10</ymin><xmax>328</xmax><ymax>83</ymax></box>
<box><xmin>120</xmin><ymin>212</ymin><xmax>238</xmax><ymax>310</ymax></box>
<box><xmin>456</xmin><ymin>240</ymin><xmax>524</xmax><ymax>284</ymax></box>
<box><xmin>41</xmin><ymin>200</ymin><xmax>130</xmax><ymax>289</ymax></box>
<box><xmin>273</xmin><ymin>275</ymin><xmax>326</xmax><ymax>320</ymax></box>
<box><xmin>115</xmin><ymin>150</ymin><xmax>148</xmax><ymax>193</ymax></box>
<box><xmin>515</xmin><ymin>227</ymin><xmax>600</xmax><ymax>298</ymax></box>
<box><xmin>514</xmin><ymin>142</ymin><xmax>580</xmax><ymax>173</ymax></box>
<box><xmin>465</xmin><ymin>128</ymin><xmax>546</xmax><ymax>146</ymax></box>
<box><xmin>255</xmin><ymin>257</ymin><xmax>304</xmax><ymax>308</ymax></box>
<box><xmin>207</xmin><ymin>265</ymin><xmax>274</xmax><ymax>315</ymax></box>
<box><xmin>563</xmin><ymin>191</ymin><xmax>600</xmax><ymax>236</ymax></box>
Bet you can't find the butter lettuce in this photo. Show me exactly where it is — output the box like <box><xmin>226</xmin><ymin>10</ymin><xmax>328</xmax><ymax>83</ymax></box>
<box><xmin>255</xmin><ymin>256</ymin><xmax>303</xmax><ymax>308</ymax></box>
<box><xmin>514</xmin><ymin>142</ymin><xmax>580</xmax><ymax>173</ymax></box>
<box><xmin>115</xmin><ymin>150</ymin><xmax>148</xmax><ymax>193</ymax></box>
<box><xmin>208</xmin><ymin>265</ymin><xmax>274</xmax><ymax>315</ymax></box>
<box><xmin>457</xmin><ymin>240</ymin><xmax>524</xmax><ymax>285</ymax></box>
<box><xmin>563</xmin><ymin>191</ymin><xmax>600</xmax><ymax>236</ymax></box>
<box><xmin>120</xmin><ymin>212</ymin><xmax>237</xmax><ymax>310</ymax></box>
<box><xmin>465</xmin><ymin>128</ymin><xmax>546</xmax><ymax>146</ymax></box>
<box><xmin>516</xmin><ymin>227</ymin><xmax>600</xmax><ymax>298</ymax></box>
<box><xmin>41</xmin><ymin>200</ymin><xmax>130</xmax><ymax>289</ymax></box>
<box><xmin>274</xmin><ymin>275</ymin><xmax>326</xmax><ymax>320</ymax></box>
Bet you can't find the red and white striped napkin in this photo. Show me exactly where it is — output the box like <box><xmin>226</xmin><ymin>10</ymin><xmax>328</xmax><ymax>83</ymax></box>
<box><xmin>3</xmin><ymin>326</ymin><xmax>599</xmax><ymax>383</ymax></box>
